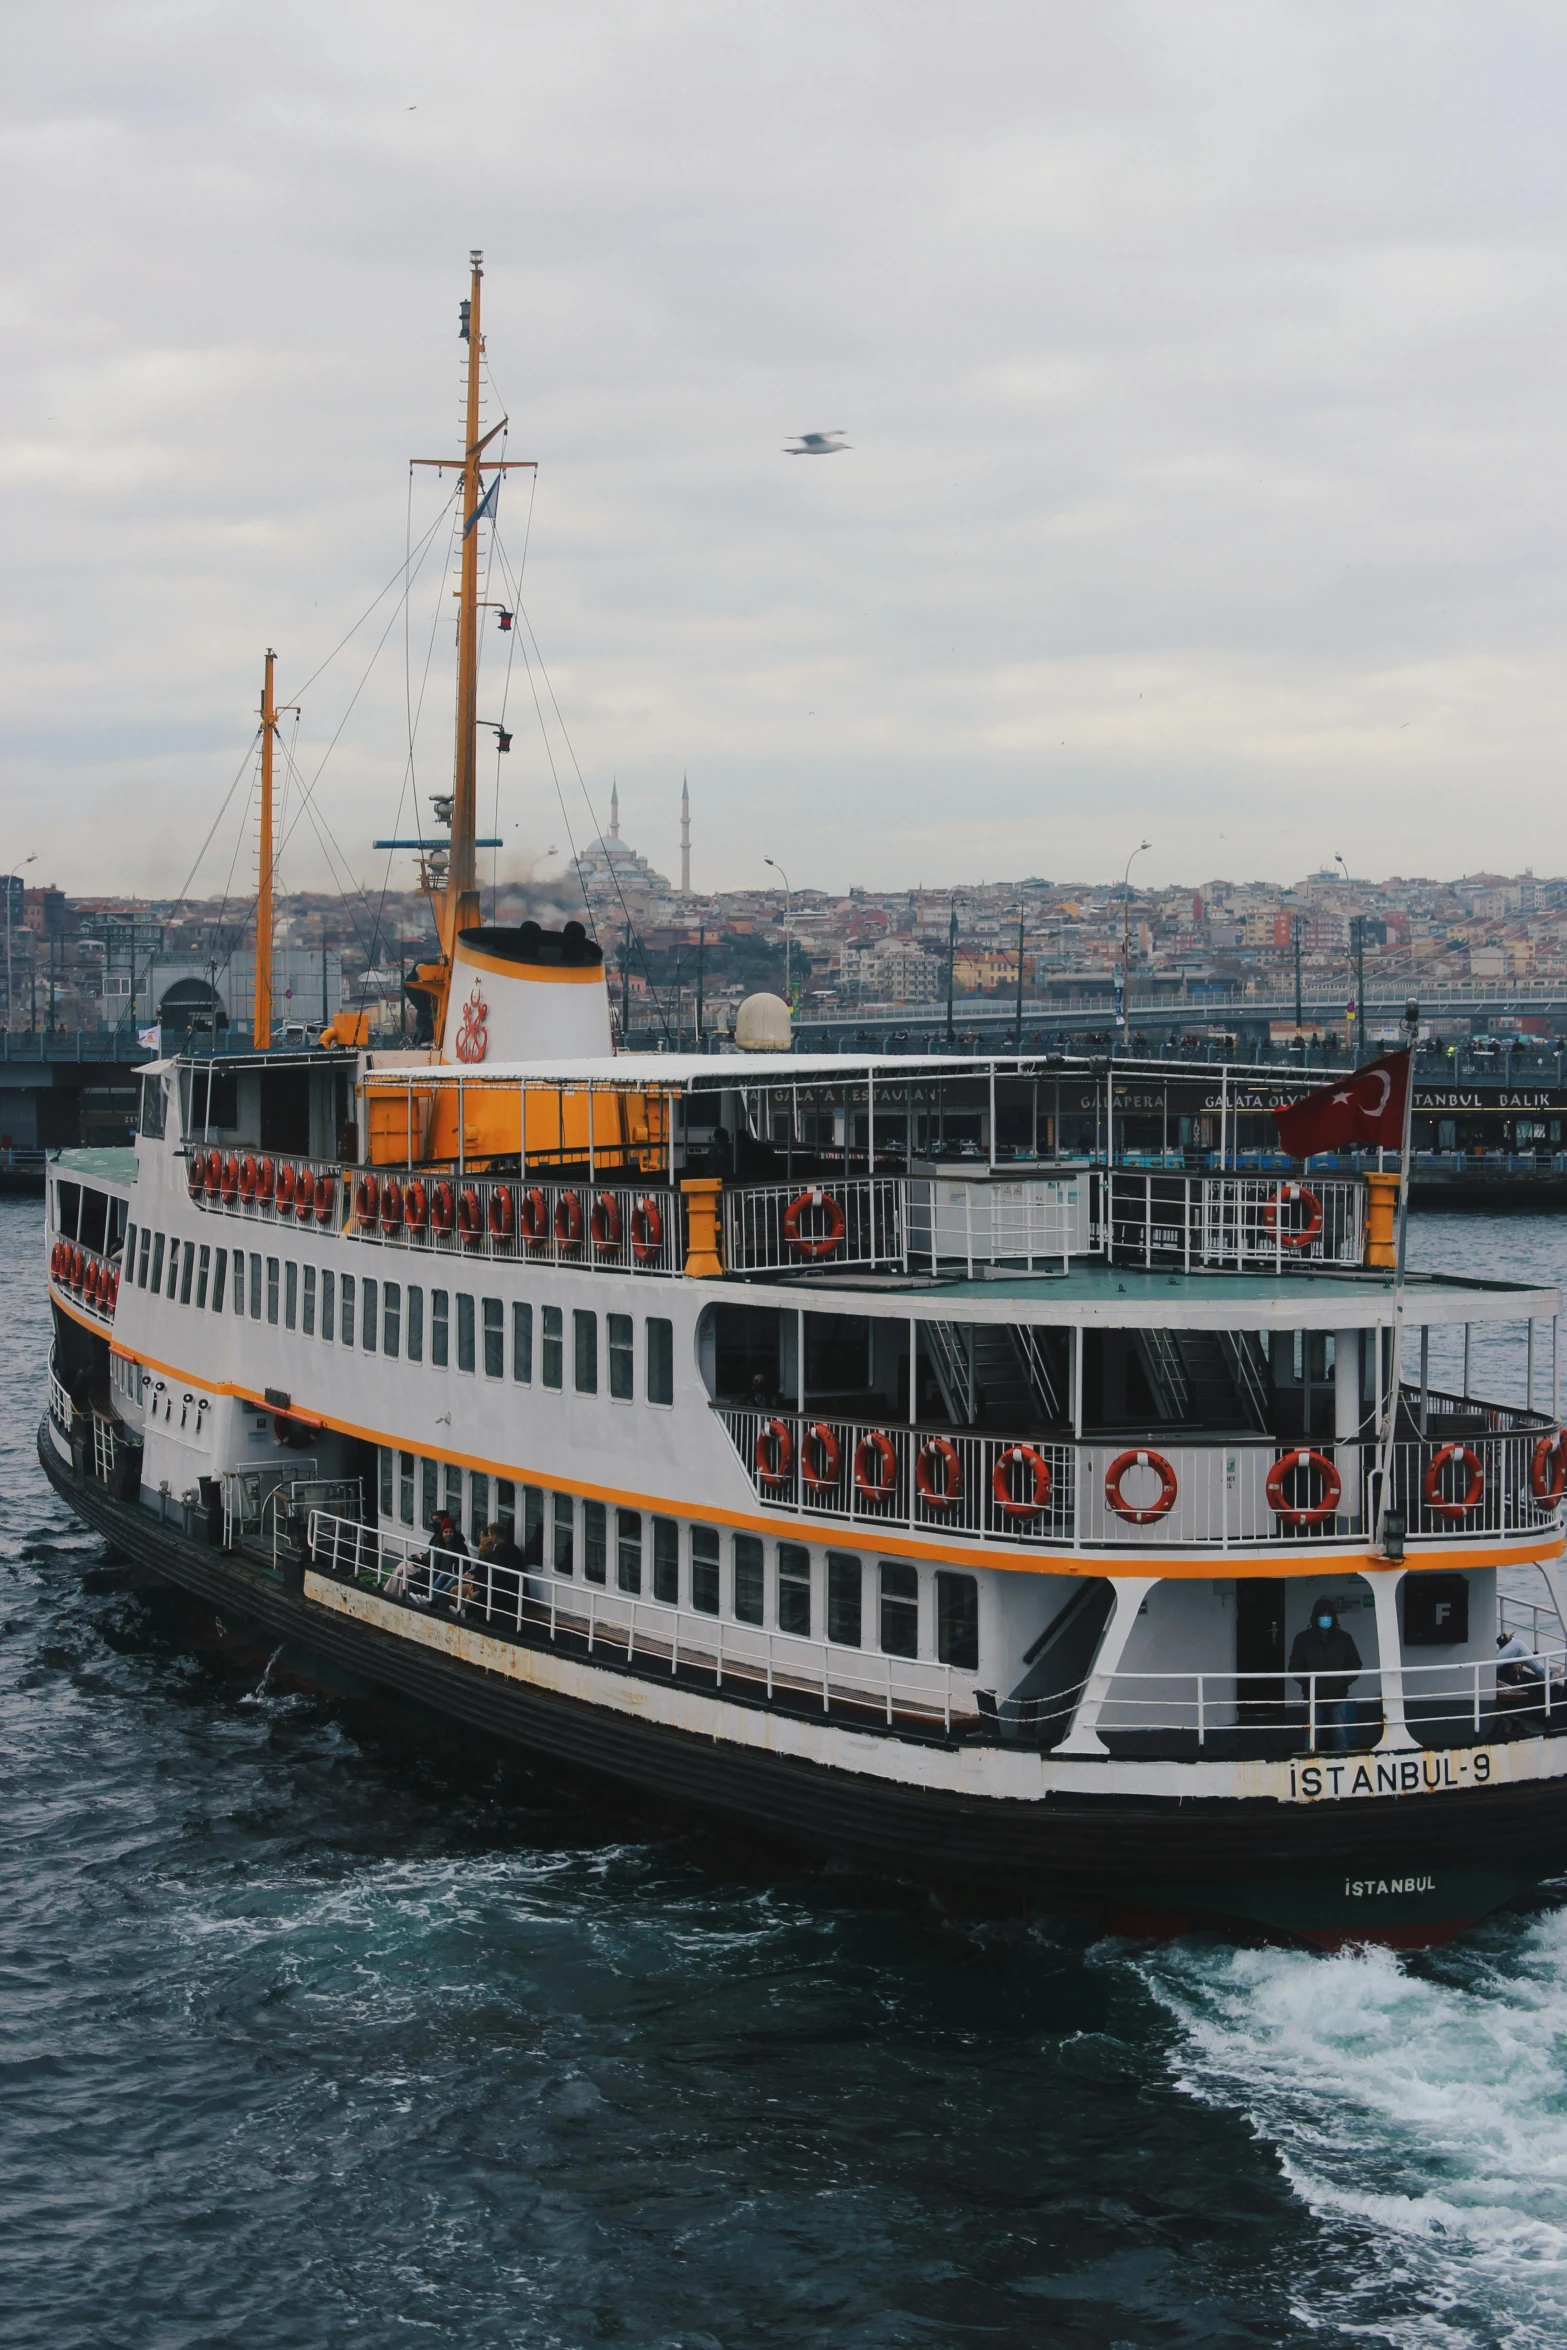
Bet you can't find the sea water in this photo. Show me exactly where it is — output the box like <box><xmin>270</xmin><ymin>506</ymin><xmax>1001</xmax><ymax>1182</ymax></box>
<box><xmin>3</xmin><ymin>1198</ymin><xmax>1566</xmax><ymax>2349</ymax></box>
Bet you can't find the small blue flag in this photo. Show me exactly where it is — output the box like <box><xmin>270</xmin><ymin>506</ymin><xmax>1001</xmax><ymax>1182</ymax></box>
<box><xmin>464</xmin><ymin>473</ymin><xmax>500</xmax><ymax>539</ymax></box>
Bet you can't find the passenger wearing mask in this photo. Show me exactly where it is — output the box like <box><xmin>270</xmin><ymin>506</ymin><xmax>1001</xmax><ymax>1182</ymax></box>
<box><xmin>1289</xmin><ymin>1598</ymin><xmax>1363</xmax><ymax>1753</ymax></box>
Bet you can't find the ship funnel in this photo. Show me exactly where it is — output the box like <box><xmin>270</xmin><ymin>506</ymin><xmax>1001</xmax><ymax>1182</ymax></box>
<box><xmin>440</xmin><ymin>921</ymin><xmax>613</xmax><ymax>1065</ymax></box>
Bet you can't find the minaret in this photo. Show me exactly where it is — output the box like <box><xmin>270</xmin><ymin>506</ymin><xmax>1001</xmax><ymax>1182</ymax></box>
<box><xmin>680</xmin><ymin>774</ymin><xmax>691</xmax><ymax>895</ymax></box>
<box><xmin>609</xmin><ymin>779</ymin><xmax>620</xmax><ymax>841</ymax></box>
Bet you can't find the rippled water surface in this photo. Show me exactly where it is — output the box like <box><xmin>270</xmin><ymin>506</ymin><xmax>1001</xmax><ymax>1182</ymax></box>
<box><xmin>7</xmin><ymin>1199</ymin><xmax>1567</xmax><ymax>2347</ymax></box>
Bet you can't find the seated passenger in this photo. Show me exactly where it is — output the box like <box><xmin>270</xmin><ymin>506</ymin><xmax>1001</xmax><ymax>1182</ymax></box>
<box><xmin>1289</xmin><ymin>1599</ymin><xmax>1363</xmax><ymax>1754</ymax></box>
<box><xmin>1496</xmin><ymin>1629</ymin><xmax>1546</xmax><ymax>1733</ymax></box>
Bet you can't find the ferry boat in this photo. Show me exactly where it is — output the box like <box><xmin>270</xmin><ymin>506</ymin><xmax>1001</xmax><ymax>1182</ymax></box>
<box><xmin>38</xmin><ymin>258</ymin><xmax>1567</xmax><ymax>1949</ymax></box>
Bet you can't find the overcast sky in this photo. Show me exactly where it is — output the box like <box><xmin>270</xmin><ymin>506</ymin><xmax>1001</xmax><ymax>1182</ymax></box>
<box><xmin>6</xmin><ymin>2</ymin><xmax>1567</xmax><ymax>907</ymax></box>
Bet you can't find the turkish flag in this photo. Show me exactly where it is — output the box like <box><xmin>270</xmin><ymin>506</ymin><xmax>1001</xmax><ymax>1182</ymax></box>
<box><xmin>1272</xmin><ymin>1049</ymin><xmax>1410</xmax><ymax>1159</ymax></box>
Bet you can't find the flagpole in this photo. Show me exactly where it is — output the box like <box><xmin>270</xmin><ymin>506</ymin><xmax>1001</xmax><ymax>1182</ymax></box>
<box><xmin>1373</xmin><ymin>999</ymin><xmax>1420</xmax><ymax>1547</ymax></box>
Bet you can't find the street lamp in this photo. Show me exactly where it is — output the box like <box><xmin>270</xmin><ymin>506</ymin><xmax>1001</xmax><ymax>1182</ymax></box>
<box><xmin>764</xmin><ymin>857</ymin><xmax>793</xmax><ymax>1003</ymax></box>
<box><xmin>1119</xmin><ymin>841</ymin><xmax>1151</xmax><ymax>1054</ymax></box>
<box><xmin>5</xmin><ymin>855</ymin><xmax>37</xmax><ymax>1036</ymax></box>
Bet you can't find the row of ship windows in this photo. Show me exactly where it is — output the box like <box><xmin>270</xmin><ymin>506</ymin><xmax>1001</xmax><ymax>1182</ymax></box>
<box><xmin>376</xmin><ymin>1453</ymin><xmax>981</xmax><ymax>1668</ymax></box>
<box><xmin>123</xmin><ymin>1224</ymin><xmax>675</xmax><ymax>1403</ymax></box>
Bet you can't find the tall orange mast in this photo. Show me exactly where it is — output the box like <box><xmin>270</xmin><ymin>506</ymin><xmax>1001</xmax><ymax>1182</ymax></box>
<box><xmin>254</xmin><ymin>648</ymin><xmax>277</xmax><ymax>1051</ymax></box>
<box><xmin>410</xmin><ymin>250</ymin><xmax>535</xmax><ymax>1038</ymax></box>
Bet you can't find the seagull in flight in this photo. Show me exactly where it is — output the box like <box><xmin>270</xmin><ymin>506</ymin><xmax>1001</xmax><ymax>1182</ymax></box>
<box><xmin>784</xmin><ymin>429</ymin><xmax>851</xmax><ymax>455</ymax></box>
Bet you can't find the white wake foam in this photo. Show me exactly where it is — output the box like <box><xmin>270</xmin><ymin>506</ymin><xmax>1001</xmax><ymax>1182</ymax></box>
<box><xmin>1133</xmin><ymin>1905</ymin><xmax>1567</xmax><ymax>2348</ymax></box>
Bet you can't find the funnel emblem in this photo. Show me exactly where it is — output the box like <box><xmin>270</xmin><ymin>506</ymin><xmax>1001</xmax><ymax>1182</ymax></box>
<box><xmin>454</xmin><ymin>981</ymin><xmax>489</xmax><ymax>1064</ymax></box>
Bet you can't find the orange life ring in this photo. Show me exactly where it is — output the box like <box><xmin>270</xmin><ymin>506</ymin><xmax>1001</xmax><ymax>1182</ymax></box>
<box><xmin>429</xmin><ymin>1180</ymin><xmax>454</xmax><ymax>1235</ymax></box>
<box><xmin>85</xmin><ymin>1259</ymin><xmax>100</xmax><ymax>1305</ymax></box>
<box><xmin>755</xmin><ymin>1417</ymin><xmax>794</xmax><ymax>1489</ymax></box>
<box><xmin>915</xmin><ymin>1435</ymin><xmax>964</xmax><ymax>1510</ymax></box>
<box><xmin>239</xmin><ymin>1154</ymin><xmax>259</xmax><ymax>1202</ymax></box>
<box><xmin>519</xmin><ymin>1186</ymin><xmax>548</xmax><ymax>1248</ymax></box>
<box><xmin>1262</xmin><ymin>1183</ymin><xmax>1324</xmax><ymax>1249</ymax></box>
<box><xmin>630</xmin><ymin>1195</ymin><xmax>664</xmax><ymax>1263</ymax></box>
<box><xmin>380</xmin><ymin>1180</ymin><xmax>404</xmax><ymax>1236</ymax></box>
<box><xmin>854</xmin><ymin>1430</ymin><xmax>899</xmax><ymax>1501</ymax></box>
<box><xmin>313</xmin><ymin>1173</ymin><xmax>336</xmax><ymax>1227</ymax></box>
<box><xmin>1265</xmin><ymin>1447</ymin><xmax>1343</xmax><ymax>1527</ymax></box>
<box><xmin>554</xmin><ymin>1190</ymin><xmax>584</xmax><ymax>1250</ymax></box>
<box><xmin>992</xmin><ymin>1443</ymin><xmax>1052</xmax><ymax>1519</ymax></box>
<box><xmin>1531</xmin><ymin>1432</ymin><xmax>1567</xmax><ymax>1506</ymax></box>
<box><xmin>106</xmin><ymin>1268</ymin><xmax>118</xmax><ymax>1312</ymax></box>
<box><xmin>590</xmin><ymin>1192</ymin><xmax>622</xmax><ymax>1253</ymax></box>
<box><xmin>1103</xmin><ymin>1447</ymin><xmax>1178</xmax><ymax>1525</ymax></box>
<box><xmin>404</xmin><ymin>1178</ymin><xmax>429</xmax><ymax>1234</ymax></box>
<box><xmin>354</xmin><ymin>1172</ymin><xmax>379</xmax><ymax>1225</ymax></box>
<box><xmin>487</xmin><ymin>1184</ymin><xmax>515</xmax><ymax>1241</ymax></box>
<box><xmin>221</xmin><ymin>1154</ymin><xmax>241</xmax><ymax>1205</ymax></box>
<box><xmin>49</xmin><ymin>1240</ymin><xmax>61</xmax><ymax>1279</ymax></box>
<box><xmin>275</xmin><ymin>1162</ymin><xmax>296</xmax><ymax>1212</ymax></box>
<box><xmin>204</xmin><ymin>1149</ymin><xmax>222</xmax><ymax>1198</ymax></box>
<box><xmin>783</xmin><ymin>1188</ymin><xmax>847</xmax><ymax>1259</ymax></box>
<box><xmin>1424</xmin><ymin>1442</ymin><xmax>1484</xmax><ymax>1519</ymax></box>
<box><xmin>801</xmin><ymin>1422</ymin><xmax>842</xmax><ymax>1491</ymax></box>
<box><xmin>294</xmin><ymin>1164</ymin><xmax>314</xmax><ymax>1221</ymax></box>
<box><xmin>256</xmin><ymin>1156</ymin><xmax>275</xmax><ymax>1205</ymax></box>
<box><xmin>456</xmin><ymin>1185</ymin><xmax>483</xmax><ymax>1247</ymax></box>
<box><xmin>187</xmin><ymin>1155</ymin><xmax>204</xmax><ymax>1198</ymax></box>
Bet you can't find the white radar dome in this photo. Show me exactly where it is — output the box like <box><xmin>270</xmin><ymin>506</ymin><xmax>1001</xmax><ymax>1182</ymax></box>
<box><xmin>734</xmin><ymin>993</ymin><xmax>793</xmax><ymax>1053</ymax></box>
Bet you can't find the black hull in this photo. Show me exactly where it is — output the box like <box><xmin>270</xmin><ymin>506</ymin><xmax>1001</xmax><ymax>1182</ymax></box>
<box><xmin>39</xmin><ymin>1421</ymin><xmax>1567</xmax><ymax>1942</ymax></box>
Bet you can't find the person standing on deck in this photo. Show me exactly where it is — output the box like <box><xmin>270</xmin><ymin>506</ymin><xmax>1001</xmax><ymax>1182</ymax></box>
<box><xmin>1289</xmin><ymin>1599</ymin><xmax>1363</xmax><ymax>1753</ymax></box>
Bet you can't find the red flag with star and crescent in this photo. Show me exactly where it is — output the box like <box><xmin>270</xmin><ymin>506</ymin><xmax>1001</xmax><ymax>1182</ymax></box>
<box><xmin>1272</xmin><ymin>1049</ymin><xmax>1411</xmax><ymax>1159</ymax></box>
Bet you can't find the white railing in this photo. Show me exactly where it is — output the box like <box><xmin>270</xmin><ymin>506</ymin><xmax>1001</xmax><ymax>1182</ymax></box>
<box><xmin>348</xmin><ymin>1174</ymin><xmax>684</xmax><ymax>1275</ymax></box>
<box><xmin>724</xmin><ymin>1178</ymin><xmax>904</xmax><ymax>1274</ymax></box>
<box><xmin>185</xmin><ymin>1149</ymin><xmax>344</xmax><ymax>1227</ymax></box>
<box><xmin>718</xmin><ymin>1405</ymin><xmax>1564</xmax><ymax>1551</ymax></box>
<box><xmin>49</xmin><ymin>1243</ymin><xmax>120</xmax><ymax>1322</ymax></box>
<box><xmin>48</xmin><ymin>1358</ymin><xmax>72</xmax><ymax>1439</ymax></box>
<box><xmin>1078</xmin><ymin>1646</ymin><xmax>1567</xmax><ymax>1749</ymax></box>
<box><xmin>1105</xmin><ymin>1171</ymin><xmax>1366</xmax><ymax>1270</ymax></box>
<box><xmin>307</xmin><ymin>1510</ymin><xmax>967</xmax><ymax>1732</ymax></box>
<box><xmin>222</xmin><ymin>1460</ymin><xmax>321</xmax><ymax>1549</ymax></box>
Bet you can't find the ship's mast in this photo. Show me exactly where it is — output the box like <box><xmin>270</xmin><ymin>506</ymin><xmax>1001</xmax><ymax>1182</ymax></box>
<box><xmin>409</xmin><ymin>251</ymin><xmax>534</xmax><ymax>1038</ymax></box>
<box><xmin>254</xmin><ymin>647</ymin><xmax>277</xmax><ymax>1051</ymax></box>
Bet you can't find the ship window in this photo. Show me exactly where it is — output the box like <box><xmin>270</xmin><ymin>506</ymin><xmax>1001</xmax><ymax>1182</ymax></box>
<box><xmin>431</xmin><ymin>1288</ymin><xmax>449</xmax><ymax>1367</ymax></box>
<box><xmin>523</xmin><ymin>1485</ymin><xmax>544</xmax><ymax>1564</ymax></box>
<box><xmin>936</xmin><ymin>1572</ymin><xmax>978</xmax><ymax>1670</ymax></box>
<box><xmin>196</xmin><ymin>1244</ymin><xmax>210</xmax><ymax>1310</ymax></box>
<box><xmin>470</xmin><ymin>1474</ymin><xmax>489</xmax><ymax>1541</ymax></box>
<box><xmin>167</xmin><ymin>1240</ymin><xmax>182</xmax><ymax>1299</ymax></box>
<box><xmin>691</xmin><ymin>1524</ymin><xmax>720</xmax><ymax>1614</ymax></box>
<box><xmin>879</xmin><ymin>1563</ymin><xmax>919</xmax><ymax>1658</ymax></box>
<box><xmin>180</xmin><ymin>1244</ymin><xmax>195</xmax><ymax>1306</ymax></box>
<box><xmin>321</xmin><ymin>1269</ymin><xmax>335</xmax><ymax>1343</ymax></box>
<box><xmin>232</xmin><ymin>1249</ymin><xmax>246</xmax><ymax>1315</ymax></box>
<box><xmin>383</xmin><ymin>1282</ymin><xmax>400</xmax><ymax>1359</ymax></box>
<box><xmin>380</xmin><ymin>1450</ymin><xmax>394</xmax><ymax>1517</ymax></box>
<box><xmin>139</xmin><ymin>1074</ymin><xmax>166</xmax><ymax>1138</ymax></box>
<box><xmin>608</xmin><ymin>1313</ymin><xmax>633</xmax><ymax>1400</ymax></box>
<box><xmin>267</xmin><ymin>1258</ymin><xmax>280</xmax><ymax>1326</ymax></box>
<box><xmin>734</xmin><ymin>1534</ymin><xmax>765</xmax><ymax>1625</ymax></box>
<box><xmin>210</xmin><ymin>1248</ymin><xmax>227</xmax><ymax>1314</ymax></box>
<box><xmin>574</xmin><ymin>1311</ymin><xmax>598</xmax><ymax>1395</ymax></box>
<box><xmin>513</xmin><ymin>1301</ymin><xmax>532</xmax><ymax>1383</ymax></box>
<box><xmin>249</xmin><ymin>1253</ymin><xmax>262</xmax><ymax>1320</ymax></box>
<box><xmin>422</xmin><ymin>1458</ymin><xmax>438</xmax><ymax>1529</ymax></box>
<box><xmin>124</xmin><ymin>1220</ymin><xmax>136</xmax><ymax>1268</ymax></box>
<box><xmin>137</xmin><ymin>1228</ymin><xmax>151</xmax><ymax>1287</ymax></box>
<box><xmin>827</xmin><ymin>1553</ymin><xmax>861</xmax><ymax>1647</ymax></box>
<box><xmin>495</xmin><ymin>1479</ymin><xmax>515</xmax><ymax>1538</ymax></box>
<box><xmin>150</xmin><ymin>1233</ymin><xmax>165</xmax><ymax>1292</ymax></box>
<box><xmin>284</xmin><ymin>1261</ymin><xmax>297</xmax><ymax>1329</ymax></box>
<box><xmin>405</xmin><ymin>1283</ymin><xmax>421</xmax><ymax>1361</ymax></box>
<box><xmin>302</xmin><ymin>1264</ymin><xmax>316</xmax><ymax>1335</ymax></box>
<box><xmin>362</xmin><ymin>1277</ymin><xmax>377</xmax><ymax>1352</ymax></box>
<box><xmin>444</xmin><ymin>1464</ymin><xmax>462</xmax><ymax>1521</ymax></box>
<box><xmin>777</xmin><ymin>1543</ymin><xmax>811</xmax><ymax>1637</ymax></box>
<box><xmin>340</xmin><ymin>1273</ymin><xmax>356</xmax><ymax>1348</ymax></box>
<box><xmin>652</xmin><ymin>1517</ymin><xmax>678</xmax><ymax>1604</ymax></box>
<box><xmin>542</xmin><ymin>1305</ymin><xmax>563</xmax><ymax>1390</ymax></box>
<box><xmin>552</xmin><ymin>1492</ymin><xmax>574</xmax><ymax>1575</ymax></box>
<box><xmin>483</xmin><ymin>1297</ymin><xmax>504</xmax><ymax>1379</ymax></box>
<box><xmin>399</xmin><ymin>1451</ymin><xmax>415</xmax><ymax>1525</ymax></box>
<box><xmin>617</xmin><ymin>1509</ymin><xmax>642</xmax><ymax>1594</ymax></box>
<box><xmin>647</xmin><ymin>1318</ymin><xmax>674</xmax><ymax>1407</ymax></box>
<box><xmin>457</xmin><ymin>1292</ymin><xmax>475</xmax><ymax>1374</ymax></box>
<box><xmin>583</xmin><ymin>1499</ymin><xmax>607</xmax><ymax>1585</ymax></box>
